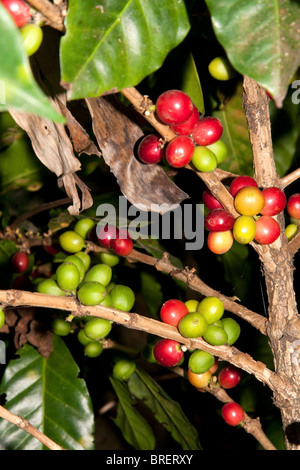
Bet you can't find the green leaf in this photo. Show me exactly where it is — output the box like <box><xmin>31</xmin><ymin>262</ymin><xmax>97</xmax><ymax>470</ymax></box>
<box><xmin>219</xmin><ymin>241</ymin><xmax>252</xmax><ymax>301</ymax></box>
<box><xmin>212</xmin><ymin>83</ymin><xmax>253</xmax><ymax>176</ymax></box>
<box><xmin>48</xmin><ymin>212</ymin><xmax>75</xmax><ymax>233</ymax></box>
<box><xmin>269</xmin><ymin>87</ymin><xmax>300</xmax><ymax>176</ymax></box>
<box><xmin>0</xmin><ymin>4</ymin><xmax>64</xmax><ymax>122</ymax></box>
<box><xmin>0</xmin><ymin>137</ymin><xmax>45</xmax><ymax>193</ymax></box>
<box><xmin>60</xmin><ymin>0</ymin><xmax>191</xmax><ymax>99</ymax></box>
<box><xmin>110</xmin><ymin>376</ymin><xmax>155</xmax><ymax>450</ymax></box>
<box><xmin>0</xmin><ymin>239</ymin><xmax>18</xmax><ymax>265</ymax></box>
<box><xmin>136</xmin><ymin>238</ymin><xmax>183</xmax><ymax>269</ymax></box>
<box><xmin>205</xmin><ymin>0</ymin><xmax>300</xmax><ymax>106</ymax></box>
<box><xmin>140</xmin><ymin>270</ymin><xmax>163</xmax><ymax>318</ymax></box>
<box><xmin>128</xmin><ymin>368</ymin><xmax>202</xmax><ymax>450</ymax></box>
<box><xmin>0</xmin><ymin>336</ymin><xmax>94</xmax><ymax>450</ymax></box>
<box><xmin>181</xmin><ymin>52</ymin><xmax>205</xmax><ymax>115</ymax></box>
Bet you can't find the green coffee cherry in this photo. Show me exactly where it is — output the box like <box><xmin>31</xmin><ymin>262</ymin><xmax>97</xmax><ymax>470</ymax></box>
<box><xmin>74</xmin><ymin>251</ymin><xmax>91</xmax><ymax>272</ymax></box>
<box><xmin>185</xmin><ymin>299</ymin><xmax>199</xmax><ymax>312</ymax></box>
<box><xmin>84</xmin><ymin>341</ymin><xmax>103</xmax><ymax>358</ymax></box>
<box><xmin>77</xmin><ymin>281</ymin><xmax>107</xmax><ymax>306</ymax></box>
<box><xmin>110</xmin><ymin>285</ymin><xmax>135</xmax><ymax>312</ymax></box>
<box><xmin>78</xmin><ymin>328</ymin><xmax>93</xmax><ymax>345</ymax></box>
<box><xmin>59</xmin><ymin>230</ymin><xmax>85</xmax><ymax>253</ymax></box>
<box><xmin>56</xmin><ymin>262</ymin><xmax>81</xmax><ymax>291</ymax></box>
<box><xmin>74</xmin><ymin>218</ymin><xmax>95</xmax><ymax>240</ymax></box>
<box><xmin>64</xmin><ymin>255</ymin><xmax>85</xmax><ymax>282</ymax></box>
<box><xmin>220</xmin><ymin>317</ymin><xmax>241</xmax><ymax>345</ymax></box>
<box><xmin>206</xmin><ymin>140</ymin><xmax>228</xmax><ymax>164</ymax></box>
<box><xmin>84</xmin><ymin>263</ymin><xmax>112</xmax><ymax>287</ymax></box>
<box><xmin>203</xmin><ymin>324</ymin><xmax>228</xmax><ymax>346</ymax></box>
<box><xmin>84</xmin><ymin>317</ymin><xmax>112</xmax><ymax>340</ymax></box>
<box><xmin>37</xmin><ymin>278</ymin><xmax>66</xmax><ymax>296</ymax></box>
<box><xmin>142</xmin><ymin>343</ymin><xmax>157</xmax><ymax>363</ymax></box>
<box><xmin>188</xmin><ymin>350</ymin><xmax>215</xmax><ymax>374</ymax></box>
<box><xmin>0</xmin><ymin>308</ymin><xmax>5</xmax><ymax>328</ymax></box>
<box><xmin>208</xmin><ymin>56</ymin><xmax>236</xmax><ymax>81</ymax></box>
<box><xmin>112</xmin><ymin>358</ymin><xmax>136</xmax><ymax>380</ymax></box>
<box><xmin>178</xmin><ymin>311</ymin><xmax>208</xmax><ymax>338</ymax></box>
<box><xmin>52</xmin><ymin>318</ymin><xmax>72</xmax><ymax>336</ymax></box>
<box><xmin>197</xmin><ymin>296</ymin><xmax>224</xmax><ymax>325</ymax></box>
<box><xmin>99</xmin><ymin>252</ymin><xmax>119</xmax><ymax>267</ymax></box>
<box><xmin>100</xmin><ymin>294</ymin><xmax>112</xmax><ymax>307</ymax></box>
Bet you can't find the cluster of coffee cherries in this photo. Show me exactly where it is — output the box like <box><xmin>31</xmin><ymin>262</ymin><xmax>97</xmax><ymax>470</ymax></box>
<box><xmin>137</xmin><ymin>89</ymin><xmax>227</xmax><ymax>172</ymax></box>
<box><xmin>203</xmin><ymin>175</ymin><xmax>299</xmax><ymax>255</ymax></box>
<box><xmin>1</xmin><ymin>0</ymin><xmax>43</xmax><ymax>56</ymax></box>
<box><xmin>153</xmin><ymin>297</ymin><xmax>240</xmax><ymax>368</ymax></box>
<box><xmin>151</xmin><ymin>297</ymin><xmax>244</xmax><ymax>426</ymax></box>
<box><xmin>6</xmin><ymin>217</ymin><xmax>135</xmax><ymax>358</ymax></box>
<box><xmin>95</xmin><ymin>223</ymin><xmax>134</xmax><ymax>257</ymax></box>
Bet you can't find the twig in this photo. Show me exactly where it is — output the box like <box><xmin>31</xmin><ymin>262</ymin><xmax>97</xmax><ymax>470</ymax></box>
<box><xmin>204</xmin><ymin>385</ymin><xmax>277</xmax><ymax>450</ymax></box>
<box><xmin>88</xmin><ymin>242</ymin><xmax>268</xmax><ymax>335</ymax></box>
<box><xmin>280</xmin><ymin>167</ymin><xmax>300</xmax><ymax>189</ymax></box>
<box><xmin>121</xmin><ymin>87</ymin><xmax>239</xmax><ymax>211</ymax></box>
<box><xmin>9</xmin><ymin>197</ymin><xmax>71</xmax><ymax>231</ymax></box>
<box><xmin>26</xmin><ymin>0</ymin><xmax>66</xmax><ymax>31</ymax></box>
<box><xmin>0</xmin><ymin>289</ymin><xmax>292</xmax><ymax>395</ymax></box>
<box><xmin>0</xmin><ymin>404</ymin><xmax>65</xmax><ymax>450</ymax></box>
<box><xmin>169</xmin><ymin>366</ymin><xmax>276</xmax><ymax>449</ymax></box>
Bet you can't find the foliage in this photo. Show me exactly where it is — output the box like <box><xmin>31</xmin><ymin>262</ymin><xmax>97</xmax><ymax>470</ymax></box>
<box><xmin>0</xmin><ymin>0</ymin><xmax>299</xmax><ymax>452</ymax></box>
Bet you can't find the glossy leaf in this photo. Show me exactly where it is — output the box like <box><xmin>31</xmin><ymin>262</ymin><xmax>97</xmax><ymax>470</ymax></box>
<box><xmin>110</xmin><ymin>376</ymin><xmax>155</xmax><ymax>450</ymax></box>
<box><xmin>205</xmin><ymin>0</ymin><xmax>300</xmax><ymax>107</ymax></box>
<box><xmin>219</xmin><ymin>241</ymin><xmax>252</xmax><ymax>301</ymax></box>
<box><xmin>269</xmin><ymin>87</ymin><xmax>300</xmax><ymax>176</ymax></box>
<box><xmin>212</xmin><ymin>83</ymin><xmax>253</xmax><ymax>176</ymax></box>
<box><xmin>0</xmin><ymin>336</ymin><xmax>94</xmax><ymax>450</ymax></box>
<box><xmin>140</xmin><ymin>271</ymin><xmax>163</xmax><ymax>318</ymax></box>
<box><xmin>128</xmin><ymin>368</ymin><xmax>202</xmax><ymax>450</ymax></box>
<box><xmin>0</xmin><ymin>3</ymin><xmax>64</xmax><ymax>122</ymax></box>
<box><xmin>0</xmin><ymin>136</ymin><xmax>45</xmax><ymax>193</ymax></box>
<box><xmin>60</xmin><ymin>0</ymin><xmax>190</xmax><ymax>99</ymax></box>
<box><xmin>0</xmin><ymin>239</ymin><xmax>18</xmax><ymax>265</ymax></box>
<box><xmin>181</xmin><ymin>52</ymin><xmax>205</xmax><ymax>115</ymax></box>
<box><xmin>135</xmin><ymin>238</ymin><xmax>183</xmax><ymax>269</ymax></box>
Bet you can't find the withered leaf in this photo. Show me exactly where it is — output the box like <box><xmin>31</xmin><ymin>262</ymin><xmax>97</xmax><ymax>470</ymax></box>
<box><xmin>86</xmin><ymin>95</ymin><xmax>189</xmax><ymax>213</ymax></box>
<box><xmin>9</xmin><ymin>97</ymin><xmax>93</xmax><ymax>215</ymax></box>
<box><xmin>2</xmin><ymin>308</ymin><xmax>53</xmax><ymax>358</ymax></box>
<box><xmin>56</xmin><ymin>98</ymin><xmax>102</xmax><ymax>158</ymax></box>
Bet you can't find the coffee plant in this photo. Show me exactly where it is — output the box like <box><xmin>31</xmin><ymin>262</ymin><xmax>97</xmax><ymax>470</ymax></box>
<box><xmin>0</xmin><ymin>0</ymin><xmax>299</xmax><ymax>452</ymax></box>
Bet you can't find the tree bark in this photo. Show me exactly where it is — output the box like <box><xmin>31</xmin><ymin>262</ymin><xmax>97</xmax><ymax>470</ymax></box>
<box><xmin>243</xmin><ymin>76</ymin><xmax>300</xmax><ymax>450</ymax></box>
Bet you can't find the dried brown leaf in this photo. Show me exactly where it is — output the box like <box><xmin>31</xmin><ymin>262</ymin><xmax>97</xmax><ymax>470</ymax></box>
<box><xmin>86</xmin><ymin>95</ymin><xmax>189</xmax><ymax>213</ymax></box>
<box><xmin>9</xmin><ymin>98</ymin><xmax>93</xmax><ymax>215</ymax></box>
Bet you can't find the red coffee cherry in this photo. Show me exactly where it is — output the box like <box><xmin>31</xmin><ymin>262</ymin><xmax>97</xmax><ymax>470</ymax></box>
<box><xmin>221</xmin><ymin>402</ymin><xmax>244</xmax><ymax>426</ymax></box>
<box><xmin>153</xmin><ymin>338</ymin><xmax>184</xmax><ymax>367</ymax></box>
<box><xmin>287</xmin><ymin>193</ymin><xmax>300</xmax><ymax>219</ymax></box>
<box><xmin>229</xmin><ymin>176</ymin><xmax>258</xmax><ymax>198</ymax></box>
<box><xmin>218</xmin><ymin>364</ymin><xmax>242</xmax><ymax>389</ymax></box>
<box><xmin>165</xmin><ymin>135</ymin><xmax>195</xmax><ymax>168</ymax></box>
<box><xmin>204</xmin><ymin>208</ymin><xmax>235</xmax><ymax>232</ymax></box>
<box><xmin>137</xmin><ymin>134</ymin><xmax>166</xmax><ymax>164</ymax></box>
<box><xmin>1</xmin><ymin>0</ymin><xmax>31</xmax><ymax>28</ymax></box>
<box><xmin>261</xmin><ymin>187</ymin><xmax>286</xmax><ymax>216</ymax></box>
<box><xmin>192</xmin><ymin>116</ymin><xmax>223</xmax><ymax>146</ymax></box>
<box><xmin>254</xmin><ymin>216</ymin><xmax>281</xmax><ymax>245</ymax></box>
<box><xmin>156</xmin><ymin>89</ymin><xmax>194</xmax><ymax>125</ymax></box>
<box><xmin>160</xmin><ymin>299</ymin><xmax>189</xmax><ymax>327</ymax></box>
<box><xmin>11</xmin><ymin>252</ymin><xmax>29</xmax><ymax>273</ymax></box>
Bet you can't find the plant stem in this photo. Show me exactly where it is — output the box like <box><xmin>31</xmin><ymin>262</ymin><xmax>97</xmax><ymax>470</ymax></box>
<box><xmin>243</xmin><ymin>76</ymin><xmax>300</xmax><ymax>450</ymax></box>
